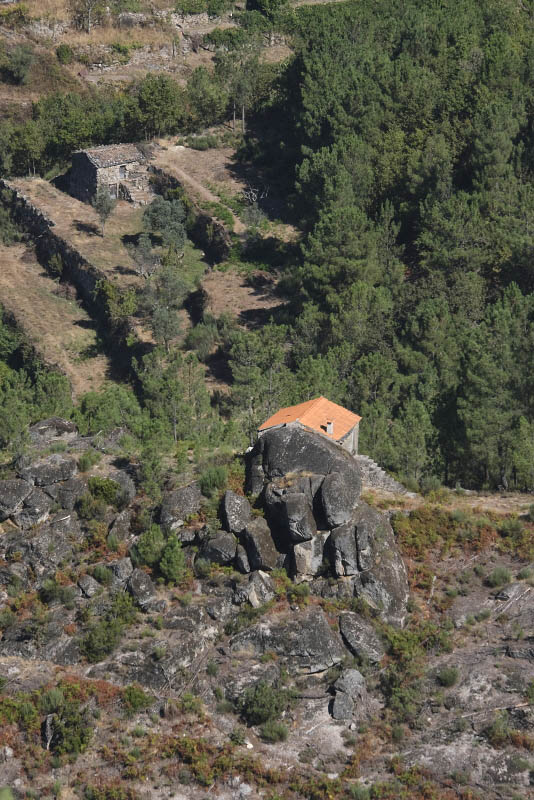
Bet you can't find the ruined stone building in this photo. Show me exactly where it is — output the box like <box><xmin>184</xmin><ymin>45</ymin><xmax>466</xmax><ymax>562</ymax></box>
<box><xmin>69</xmin><ymin>144</ymin><xmax>152</xmax><ymax>206</ymax></box>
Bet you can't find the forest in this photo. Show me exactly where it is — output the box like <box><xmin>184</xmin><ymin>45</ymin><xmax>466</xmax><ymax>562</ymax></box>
<box><xmin>1</xmin><ymin>0</ymin><xmax>534</xmax><ymax>491</ymax></box>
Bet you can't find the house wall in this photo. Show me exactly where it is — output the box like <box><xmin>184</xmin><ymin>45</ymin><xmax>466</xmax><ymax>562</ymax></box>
<box><xmin>96</xmin><ymin>162</ymin><xmax>142</xmax><ymax>199</ymax></box>
<box><xmin>69</xmin><ymin>153</ymin><xmax>98</xmax><ymax>203</ymax></box>
<box><xmin>69</xmin><ymin>156</ymin><xmax>143</xmax><ymax>204</ymax></box>
<box><xmin>340</xmin><ymin>422</ymin><xmax>359</xmax><ymax>456</ymax></box>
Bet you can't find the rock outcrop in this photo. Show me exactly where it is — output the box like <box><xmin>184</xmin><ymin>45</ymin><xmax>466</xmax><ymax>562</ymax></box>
<box><xmin>243</xmin><ymin>425</ymin><xmax>409</xmax><ymax>625</ymax></box>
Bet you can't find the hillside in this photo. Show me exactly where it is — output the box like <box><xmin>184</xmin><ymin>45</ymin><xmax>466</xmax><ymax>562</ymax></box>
<box><xmin>3</xmin><ymin>0</ymin><xmax>534</xmax><ymax>798</ymax></box>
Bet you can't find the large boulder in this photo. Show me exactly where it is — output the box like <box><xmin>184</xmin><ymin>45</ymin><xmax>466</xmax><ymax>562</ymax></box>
<box><xmin>12</xmin><ymin>487</ymin><xmax>53</xmax><ymax>530</ymax></box>
<box><xmin>233</xmin><ymin>570</ymin><xmax>275</xmax><ymax>608</ymax></box>
<box><xmin>280</xmin><ymin>492</ymin><xmax>317</xmax><ymax>543</ymax></box>
<box><xmin>200</xmin><ymin>531</ymin><xmax>237</xmax><ymax>565</ymax></box>
<box><xmin>331</xmin><ymin>668</ymin><xmax>367</xmax><ymax>720</ymax></box>
<box><xmin>351</xmin><ymin>504</ymin><xmax>409</xmax><ymax>626</ymax></box>
<box><xmin>128</xmin><ymin>568</ymin><xmax>157</xmax><ymax>611</ymax></box>
<box><xmin>45</xmin><ymin>477</ymin><xmax>87</xmax><ymax>512</ymax></box>
<box><xmin>160</xmin><ymin>482</ymin><xmax>202</xmax><ymax>530</ymax></box>
<box><xmin>247</xmin><ymin>425</ymin><xmax>361</xmax><ymax>500</ymax></box>
<box><xmin>242</xmin><ymin>517</ymin><xmax>279</xmax><ymax>571</ymax></box>
<box><xmin>246</xmin><ymin>425</ymin><xmax>408</xmax><ymax>627</ymax></box>
<box><xmin>291</xmin><ymin>533</ymin><xmax>329</xmax><ymax>581</ymax></box>
<box><xmin>328</xmin><ymin>521</ymin><xmax>359</xmax><ymax>576</ymax></box>
<box><xmin>28</xmin><ymin>418</ymin><xmax>77</xmax><ymax>448</ymax></box>
<box><xmin>220</xmin><ymin>490</ymin><xmax>252</xmax><ymax>534</ymax></box>
<box><xmin>230</xmin><ymin>608</ymin><xmax>345</xmax><ymax>673</ymax></box>
<box><xmin>18</xmin><ymin>454</ymin><xmax>78</xmax><ymax>486</ymax></box>
<box><xmin>0</xmin><ymin>479</ymin><xmax>32</xmax><ymax>521</ymax></box>
<box><xmin>339</xmin><ymin>612</ymin><xmax>385</xmax><ymax>665</ymax></box>
<box><xmin>108</xmin><ymin>470</ymin><xmax>136</xmax><ymax>503</ymax></box>
<box><xmin>321</xmin><ymin>470</ymin><xmax>359</xmax><ymax>528</ymax></box>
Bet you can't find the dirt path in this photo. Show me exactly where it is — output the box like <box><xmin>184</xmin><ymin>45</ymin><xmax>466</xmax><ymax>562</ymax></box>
<box><xmin>0</xmin><ymin>242</ymin><xmax>110</xmax><ymax>398</ymax></box>
<box><xmin>153</xmin><ymin>144</ymin><xmax>247</xmax><ymax>234</ymax></box>
<box><xmin>366</xmin><ymin>487</ymin><xmax>534</xmax><ymax>517</ymax></box>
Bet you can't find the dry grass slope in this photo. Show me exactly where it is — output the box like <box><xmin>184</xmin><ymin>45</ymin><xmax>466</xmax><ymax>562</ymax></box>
<box><xmin>0</xmin><ymin>242</ymin><xmax>110</xmax><ymax>397</ymax></box>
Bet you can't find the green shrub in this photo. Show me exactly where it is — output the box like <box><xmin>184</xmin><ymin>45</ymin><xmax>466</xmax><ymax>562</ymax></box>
<box><xmin>230</xmin><ymin>726</ymin><xmax>246</xmax><ymax>745</ymax></box>
<box><xmin>78</xmin><ymin>449</ymin><xmax>101</xmax><ymax>472</ymax></box>
<box><xmin>484</xmin><ymin>713</ymin><xmax>510</xmax><ymax>747</ymax></box>
<box><xmin>185</xmin><ymin>322</ymin><xmax>218</xmax><ymax>361</ymax></box>
<box><xmin>260</xmin><ymin>719</ymin><xmax>288</xmax><ymax>742</ymax></box>
<box><xmin>159</xmin><ymin>534</ymin><xmax>187</xmax><ymax>583</ymax></box>
<box><xmin>88</xmin><ymin>476</ymin><xmax>121</xmax><ymax>506</ymax></box>
<box><xmin>187</xmin><ymin>134</ymin><xmax>218</xmax><ymax>150</ymax></box>
<box><xmin>239</xmin><ymin>681</ymin><xmax>297</xmax><ymax>726</ymax></box>
<box><xmin>436</xmin><ymin>666</ymin><xmax>459</xmax><ymax>687</ymax></box>
<box><xmin>499</xmin><ymin>517</ymin><xmax>524</xmax><ymax>537</ymax></box>
<box><xmin>122</xmin><ymin>684</ymin><xmax>152</xmax><ymax>716</ymax></box>
<box><xmin>81</xmin><ymin>592</ymin><xmax>136</xmax><ymax>662</ymax></box>
<box><xmin>518</xmin><ymin>566</ymin><xmax>533</xmax><ymax>580</ymax></box>
<box><xmin>39</xmin><ymin>688</ymin><xmax>65</xmax><ymax>714</ymax></box>
<box><xmin>39</xmin><ymin>578</ymin><xmax>76</xmax><ymax>606</ymax></box>
<box><xmin>486</xmin><ymin>567</ymin><xmax>511</xmax><ymax>587</ymax></box>
<box><xmin>50</xmin><ymin>699</ymin><xmax>93</xmax><ymax>755</ymax></box>
<box><xmin>132</xmin><ymin>524</ymin><xmax>165</xmax><ymax>568</ymax></box>
<box><xmin>200</xmin><ymin>465</ymin><xmax>227</xmax><ymax>497</ymax></box>
<box><xmin>206</xmin><ymin>660</ymin><xmax>218</xmax><ymax>676</ymax></box>
<box><xmin>194</xmin><ymin>557</ymin><xmax>211</xmax><ymax>578</ymax></box>
<box><xmin>92</xmin><ymin>565</ymin><xmax>113</xmax><ymax>586</ymax></box>
<box><xmin>348</xmin><ymin>787</ymin><xmax>370</xmax><ymax>800</ymax></box>
<box><xmin>76</xmin><ymin>492</ymin><xmax>107</xmax><ymax>520</ymax></box>
<box><xmin>56</xmin><ymin>43</ymin><xmax>74</xmax><ymax>64</ymax></box>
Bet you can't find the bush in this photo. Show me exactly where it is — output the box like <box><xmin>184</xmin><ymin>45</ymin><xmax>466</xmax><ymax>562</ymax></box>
<box><xmin>81</xmin><ymin>592</ymin><xmax>136</xmax><ymax>662</ymax></box>
<box><xmin>486</xmin><ymin>567</ymin><xmax>511</xmax><ymax>587</ymax></box>
<box><xmin>78</xmin><ymin>449</ymin><xmax>101</xmax><ymax>472</ymax></box>
<box><xmin>185</xmin><ymin>322</ymin><xmax>218</xmax><ymax>361</ymax></box>
<box><xmin>200</xmin><ymin>465</ymin><xmax>227</xmax><ymax>497</ymax></box>
<box><xmin>92</xmin><ymin>565</ymin><xmax>113</xmax><ymax>586</ymax></box>
<box><xmin>132</xmin><ymin>524</ymin><xmax>165</xmax><ymax>568</ymax></box>
<box><xmin>3</xmin><ymin>44</ymin><xmax>34</xmax><ymax>84</ymax></box>
<box><xmin>50</xmin><ymin>699</ymin><xmax>93</xmax><ymax>755</ymax></box>
<box><xmin>436</xmin><ymin>666</ymin><xmax>459</xmax><ymax>687</ymax></box>
<box><xmin>260</xmin><ymin>719</ymin><xmax>288</xmax><ymax>742</ymax></box>
<box><xmin>187</xmin><ymin>134</ymin><xmax>218</xmax><ymax>150</ymax></box>
<box><xmin>230</xmin><ymin>726</ymin><xmax>246</xmax><ymax>745</ymax></box>
<box><xmin>76</xmin><ymin>492</ymin><xmax>107</xmax><ymax>521</ymax></box>
<box><xmin>239</xmin><ymin>681</ymin><xmax>297</xmax><ymax>726</ymax></box>
<box><xmin>122</xmin><ymin>684</ymin><xmax>152</xmax><ymax>716</ymax></box>
<box><xmin>39</xmin><ymin>578</ymin><xmax>76</xmax><ymax>606</ymax></box>
<box><xmin>159</xmin><ymin>534</ymin><xmax>186</xmax><ymax>583</ymax></box>
<box><xmin>88</xmin><ymin>476</ymin><xmax>121</xmax><ymax>506</ymax></box>
<box><xmin>348</xmin><ymin>788</ymin><xmax>370</xmax><ymax>800</ymax></box>
<box><xmin>484</xmin><ymin>713</ymin><xmax>510</xmax><ymax>747</ymax></box>
<box><xmin>39</xmin><ymin>688</ymin><xmax>65</xmax><ymax>714</ymax></box>
<box><xmin>56</xmin><ymin>44</ymin><xmax>74</xmax><ymax>64</ymax></box>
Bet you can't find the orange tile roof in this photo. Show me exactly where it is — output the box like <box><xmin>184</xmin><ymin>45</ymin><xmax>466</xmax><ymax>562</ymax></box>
<box><xmin>258</xmin><ymin>397</ymin><xmax>361</xmax><ymax>441</ymax></box>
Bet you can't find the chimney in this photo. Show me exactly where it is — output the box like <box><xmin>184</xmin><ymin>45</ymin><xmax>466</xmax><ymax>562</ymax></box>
<box><xmin>326</xmin><ymin>420</ymin><xmax>334</xmax><ymax>436</ymax></box>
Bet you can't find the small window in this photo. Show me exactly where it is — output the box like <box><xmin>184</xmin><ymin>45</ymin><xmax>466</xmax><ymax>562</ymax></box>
<box><xmin>119</xmin><ymin>165</ymin><xmax>127</xmax><ymax>179</ymax></box>
<box><xmin>109</xmin><ymin>184</ymin><xmax>118</xmax><ymax>199</ymax></box>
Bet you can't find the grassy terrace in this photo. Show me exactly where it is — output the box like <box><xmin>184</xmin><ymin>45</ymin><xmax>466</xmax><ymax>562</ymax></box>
<box><xmin>10</xmin><ymin>178</ymin><xmax>144</xmax><ymax>287</ymax></box>
<box><xmin>0</xmin><ymin>242</ymin><xmax>110</xmax><ymax>397</ymax></box>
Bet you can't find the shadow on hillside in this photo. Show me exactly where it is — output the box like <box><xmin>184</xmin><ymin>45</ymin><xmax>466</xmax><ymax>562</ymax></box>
<box><xmin>73</xmin><ymin>219</ymin><xmax>99</xmax><ymax>236</ymax></box>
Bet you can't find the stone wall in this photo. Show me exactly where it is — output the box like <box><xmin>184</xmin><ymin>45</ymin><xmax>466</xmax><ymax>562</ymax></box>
<box><xmin>354</xmin><ymin>454</ymin><xmax>413</xmax><ymax>495</ymax></box>
<box><xmin>0</xmin><ymin>181</ymin><xmax>139</xmax><ymax>367</ymax></box>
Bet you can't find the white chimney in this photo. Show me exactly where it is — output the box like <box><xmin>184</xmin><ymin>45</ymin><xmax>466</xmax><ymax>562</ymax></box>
<box><xmin>326</xmin><ymin>420</ymin><xmax>334</xmax><ymax>436</ymax></box>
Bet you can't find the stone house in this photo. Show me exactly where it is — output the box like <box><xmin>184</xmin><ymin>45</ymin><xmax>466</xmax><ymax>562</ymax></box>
<box><xmin>69</xmin><ymin>143</ymin><xmax>151</xmax><ymax>205</ymax></box>
<box><xmin>258</xmin><ymin>396</ymin><xmax>362</xmax><ymax>455</ymax></box>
